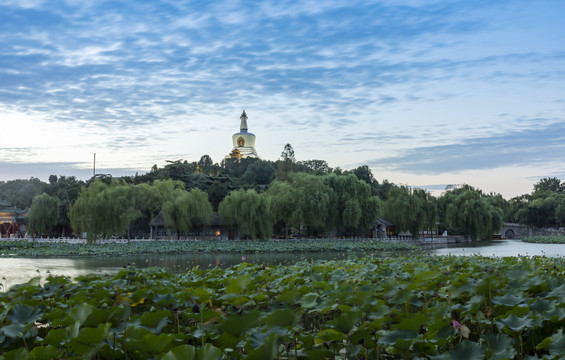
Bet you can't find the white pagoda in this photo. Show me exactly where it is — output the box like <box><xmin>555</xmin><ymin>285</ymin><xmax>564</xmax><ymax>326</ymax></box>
<box><xmin>227</xmin><ymin>110</ymin><xmax>259</xmax><ymax>159</ymax></box>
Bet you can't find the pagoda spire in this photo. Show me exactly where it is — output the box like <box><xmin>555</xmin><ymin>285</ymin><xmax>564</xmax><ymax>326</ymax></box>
<box><xmin>240</xmin><ymin>110</ymin><xmax>248</xmax><ymax>131</ymax></box>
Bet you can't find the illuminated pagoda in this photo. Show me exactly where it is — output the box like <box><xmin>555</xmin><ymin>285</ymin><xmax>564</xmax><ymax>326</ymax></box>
<box><xmin>227</xmin><ymin>110</ymin><xmax>259</xmax><ymax>159</ymax></box>
<box><xmin>0</xmin><ymin>200</ymin><xmax>27</xmax><ymax>238</ymax></box>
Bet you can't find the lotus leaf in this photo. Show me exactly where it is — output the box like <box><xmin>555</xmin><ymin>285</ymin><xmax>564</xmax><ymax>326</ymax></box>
<box><xmin>67</xmin><ymin>322</ymin><xmax>110</xmax><ymax>356</ymax></box>
<box><xmin>495</xmin><ymin>313</ymin><xmax>534</xmax><ymax>333</ymax></box>
<box><xmin>28</xmin><ymin>345</ymin><xmax>59</xmax><ymax>360</ymax></box>
<box><xmin>6</xmin><ymin>305</ymin><xmax>42</xmax><ymax>325</ymax></box>
<box><xmin>219</xmin><ymin>310</ymin><xmax>260</xmax><ymax>337</ymax></box>
<box><xmin>161</xmin><ymin>344</ymin><xmax>196</xmax><ymax>360</ymax></box>
<box><xmin>299</xmin><ymin>293</ymin><xmax>319</xmax><ymax>309</ymax></box>
<box><xmin>482</xmin><ymin>333</ymin><xmax>516</xmax><ymax>360</ymax></box>
<box><xmin>195</xmin><ymin>343</ymin><xmax>222</xmax><ymax>360</ymax></box>
<box><xmin>2</xmin><ymin>255</ymin><xmax>565</xmax><ymax>358</ymax></box>
<box><xmin>449</xmin><ymin>340</ymin><xmax>485</xmax><ymax>360</ymax></box>
<box><xmin>492</xmin><ymin>293</ymin><xmax>525</xmax><ymax>307</ymax></box>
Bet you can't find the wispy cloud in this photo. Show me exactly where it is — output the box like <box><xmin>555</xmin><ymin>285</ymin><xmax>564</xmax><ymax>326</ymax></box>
<box><xmin>0</xmin><ymin>0</ymin><xmax>564</xmax><ymax>198</ymax></box>
<box><xmin>366</xmin><ymin>119</ymin><xmax>565</xmax><ymax>174</ymax></box>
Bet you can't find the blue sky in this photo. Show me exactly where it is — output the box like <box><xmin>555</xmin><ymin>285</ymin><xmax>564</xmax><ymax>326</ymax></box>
<box><xmin>1</xmin><ymin>0</ymin><xmax>564</xmax><ymax>199</ymax></box>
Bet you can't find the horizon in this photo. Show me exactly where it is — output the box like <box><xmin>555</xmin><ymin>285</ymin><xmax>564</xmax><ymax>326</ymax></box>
<box><xmin>1</xmin><ymin>0</ymin><xmax>564</xmax><ymax>200</ymax></box>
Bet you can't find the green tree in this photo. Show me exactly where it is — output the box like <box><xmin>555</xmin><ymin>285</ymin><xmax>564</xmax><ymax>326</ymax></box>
<box><xmin>219</xmin><ymin>189</ymin><xmax>272</xmax><ymax>240</ymax></box>
<box><xmin>324</xmin><ymin>173</ymin><xmax>367</xmax><ymax>235</ymax></box>
<box><xmin>160</xmin><ymin>159</ymin><xmax>197</xmax><ymax>183</ymax></box>
<box><xmin>374</xmin><ymin>179</ymin><xmax>394</xmax><ymax>200</ymax></box>
<box><xmin>69</xmin><ymin>180</ymin><xmax>154</xmax><ymax>243</ymax></box>
<box><xmin>443</xmin><ymin>187</ymin><xmax>503</xmax><ymax>241</ymax></box>
<box><xmin>69</xmin><ymin>180</ymin><xmax>111</xmax><ymax>243</ymax></box>
<box><xmin>422</xmin><ymin>190</ymin><xmax>438</xmax><ymax>238</ymax></box>
<box><xmin>297</xmin><ymin>159</ymin><xmax>331</xmax><ymax>175</ymax></box>
<box><xmin>524</xmin><ymin>191</ymin><xmax>558</xmax><ymax>228</ymax></box>
<box><xmin>275</xmin><ymin>143</ymin><xmax>297</xmax><ymax>180</ymax></box>
<box><xmin>126</xmin><ymin>180</ymin><xmax>186</xmax><ymax>238</ymax></box>
<box><xmin>0</xmin><ymin>178</ymin><xmax>46</xmax><ymax>209</ymax></box>
<box><xmin>505</xmin><ymin>195</ymin><xmax>530</xmax><ymax>223</ymax></box>
<box><xmin>162</xmin><ymin>188</ymin><xmax>213</xmax><ymax>239</ymax></box>
<box><xmin>266</xmin><ymin>180</ymin><xmax>300</xmax><ymax>238</ymax></box>
<box><xmin>206</xmin><ymin>180</ymin><xmax>230</xmax><ymax>211</ymax></box>
<box><xmin>360</xmin><ymin>196</ymin><xmax>383</xmax><ymax>236</ymax></box>
<box><xmin>220</xmin><ymin>157</ymin><xmax>257</xmax><ymax>178</ymax></box>
<box><xmin>385</xmin><ymin>186</ymin><xmax>429</xmax><ymax>239</ymax></box>
<box><xmin>241</xmin><ymin>160</ymin><xmax>276</xmax><ymax>185</ymax></box>
<box><xmin>27</xmin><ymin>193</ymin><xmax>59</xmax><ymax>237</ymax></box>
<box><xmin>290</xmin><ymin>173</ymin><xmax>332</xmax><ymax>236</ymax></box>
<box><xmin>197</xmin><ymin>155</ymin><xmax>214</xmax><ymax>175</ymax></box>
<box><xmin>105</xmin><ymin>184</ymin><xmax>141</xmax><ymax>241</ymax></box>
<box><xmin>556</xmin><ymin>194</ymin><xmax>565</xmax><ymax>227</ymax></box>
<box><xmin>44</xmin><ymin>175</ymin><xmax>85</xmax><ymax>236</ymax></box>
<box><xmin>533</xmin><ymin>177</ymin><xmax>564</xmax><ymax>193</ymax></box>
<box><xmin>349</xmin><ymin>165</ymin><xmax>375</xmax><ymax>185</ymax></box>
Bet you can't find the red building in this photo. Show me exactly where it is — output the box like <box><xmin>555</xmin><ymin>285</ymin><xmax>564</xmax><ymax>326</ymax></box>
<box><xmin>0</xmin><ymin>200</ymin><xmax>27</xmax><ymax>238</ymax></box>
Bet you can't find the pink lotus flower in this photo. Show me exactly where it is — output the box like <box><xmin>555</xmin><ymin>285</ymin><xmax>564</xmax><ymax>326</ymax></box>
<box><xmin>241</xmin><ymin>256</ymin><xmax>246</xmax><ymax>261</ymax></box>
<box><xmin>453</xmin><ymin>320</ymin><xmax>460</xmax><ymax>329</ymax></box>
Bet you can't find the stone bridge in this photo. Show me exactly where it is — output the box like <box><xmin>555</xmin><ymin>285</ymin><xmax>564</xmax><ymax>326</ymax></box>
<box><xmin>501</xmin><ymin>223</ymin><xmax>528</xmax><ymax>239</ymax></box>
<box><xmin>501</xmin><ymin>223</ymin><xmax>565</xmax><ymax>239</ymax></box>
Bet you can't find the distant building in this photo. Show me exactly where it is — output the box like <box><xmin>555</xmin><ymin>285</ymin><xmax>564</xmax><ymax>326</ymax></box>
<box><xmin>227</xmin><ymin>110</ymin><xmax>259</xmax><ymax>159</ymax></box>
<box><xmin>0</xmin><ymin>200</ymin><xmax>27</xmax><ymax>238</ymax></box>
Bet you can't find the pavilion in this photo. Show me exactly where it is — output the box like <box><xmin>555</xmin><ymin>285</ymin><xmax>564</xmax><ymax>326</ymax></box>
<box><xmin>0</xmin><ymin>200</ymin><xmax>27</xmax><ymax>238</ymax></box>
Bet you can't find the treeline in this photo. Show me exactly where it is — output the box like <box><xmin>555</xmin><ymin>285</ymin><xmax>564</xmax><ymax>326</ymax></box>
<box><xmin>2</xmin><ymin>145</ymin><xmax>564</xmax><ymax>241</ymax></box>
<box><xmin>505</xmin><ymin>177</ymin><xmax>565</xmax><ymax>228</ymax></box>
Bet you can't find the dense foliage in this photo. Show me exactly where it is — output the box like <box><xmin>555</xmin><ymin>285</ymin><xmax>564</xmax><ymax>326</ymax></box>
<box><xmin>26</xmin><ymin>193</ymin><xmax>59</xmax><ymax>237</ymax></box>
<box><xmin>162</xmin><ymin>188</ymin><xmax>213</xmax><ymax>240</ymax></box>
<box><xmin>68</xmin><ymin>180</ymin><xmax>211</xmax><ymax>243</ymax></box>
<box><xmin>4</xmin><ymin>148</ymin><xmax>564</xmax><ymax>241</ymax></box>
<box><xmin>441</xmin><ymin>186</ymin><xmax>504</xmax><ymax>241</ymax></box>
<box><xmin>0</xmin><ymin>239</ymin><xmax>416</xmax><ymax>257</ymax></box>
<box><xmin>219</xmin><ymin>189</ymin><xmax>272</xmax><ymax>240</ymax></box>
<box><xmin>505</xmin><ymin>177</ymin><xmax>565</xmax><ymax>228</ymax></box>
<box><xmin>1</xmin><ymin>256</ymin><xmax>565</xmax><ymax>359</ymax></box>
<box><xmin>384</xmin><ymin>186</ymin><xmax>436</xmax><ymax>239</ymax></box>
<box><xmin>0</xmin><ymin>176</ymin><xmax>85</xmax><ymax>236</ymax></box>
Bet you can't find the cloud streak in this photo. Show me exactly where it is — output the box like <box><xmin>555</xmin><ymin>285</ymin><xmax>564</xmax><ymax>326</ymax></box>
<box><xmin>0</xmin><ymin>0</ymin><xmax>564</xmax><ymax>198</ymax></box>
<box><xmin>366</xmin><ymin>119</ymin><xmax>565</xmax><ymax>174</ymax></box>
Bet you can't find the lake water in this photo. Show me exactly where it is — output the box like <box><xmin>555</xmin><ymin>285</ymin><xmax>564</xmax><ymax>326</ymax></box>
<box><xmin>430</xmin><ymin>238</ymin><xmax>565</xmax><ymax>257</ymax></box>
<box><xmin>1</xmin><ymin>239</ymin><xmax>564</xmax><ymax>288</ymax></box>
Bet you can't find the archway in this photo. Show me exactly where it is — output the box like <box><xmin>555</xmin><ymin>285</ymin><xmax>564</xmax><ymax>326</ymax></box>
<box><xmin>504</xmin><ymin>229</ymin><xmax>515</xmax><ymax>239</ymax></box>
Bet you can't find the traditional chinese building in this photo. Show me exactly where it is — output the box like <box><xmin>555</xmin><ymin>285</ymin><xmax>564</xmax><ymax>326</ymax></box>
<box><xmin>0</xmin><ymin>200</ymin><xmax>27</xmax><ymax>238</ymax></box>
<box><xmin>227</xmin><ymin>110</ymin><xmax>259</xmax><ymax>159</ymax></box>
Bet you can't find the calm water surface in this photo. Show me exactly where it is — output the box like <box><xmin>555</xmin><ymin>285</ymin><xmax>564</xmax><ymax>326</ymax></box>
<box><xmin>1</xmin><ymin>239</ymin><xmax>564</xmax><ymax>288</ymax></box>
<box><xmin>431</xmin><ymin>238</ymin><xmax>565</xmax><ymax>257</ymax></box>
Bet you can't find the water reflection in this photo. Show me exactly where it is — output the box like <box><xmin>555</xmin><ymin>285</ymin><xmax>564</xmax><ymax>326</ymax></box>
<box><xmin>1</xmin><ymin>240</ymin><xmax>564</xmax><ymax>288</ymax></box>
<box><xmin>430</xmin><ymin>239</ymin><xmax>565</xmax><ymax>257</ymax></box>
<box><xmin>0</xmin><ymin>251</ymin><xmax>372</xmax><ymax>289</ymax></box>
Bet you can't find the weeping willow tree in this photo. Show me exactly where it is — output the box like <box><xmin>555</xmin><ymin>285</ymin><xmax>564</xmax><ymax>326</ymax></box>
<box><xmin>360</xmin><ymin>195</ymin><xmax>383</xmax><ymax>236</ymax></box>
<box><xmin>323</xmin><ymin>173</ymin><xmax>382</xmax><ymax>236</ymax></box>
<box><xmin>218</xmin><ymin>189</ymin><xmax>272</xmax><ymax>240</ymax></box>
<box><xmin>27</xmin><ymin>193</ymin><xmax>59</xmax><ymax>238</ymax></box>
<box><xmin>290</xmin><ymin>173</ymin><xmax>333</xmax><ymax>236</ymax></box>
<box><xmin>69</xmin><ymin>180</ymin><xmax>109</xmax><ymax>243</ymax></box>
<box><xmin>162</xmin><ymin>188</ymin><xmax>212</xmax><ymax>239</ymax></box>
<box><xmin>444</xmin><ymin>188</ymin><xmax>503</xmax><ymax>241</ymax></box>
<box><xmin>266</xmin><ymin>180</ymin><xmax>300</xmax><ymax>239</ymax></box>
<box><xmin>69</xmin><ymin>180</ymin><xmax>146</xmax><ymax>243</ymax></box>
<box><xmin>384</xmin><ymin>186</ymin><xmax>433</xmax><ymax>239</ymax></box>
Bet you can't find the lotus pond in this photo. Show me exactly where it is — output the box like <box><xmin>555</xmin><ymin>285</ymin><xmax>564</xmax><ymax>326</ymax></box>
<box><xmin>523</xmin><ymin>236</ymin><xmax>565</xmax><ymax>244</ymax></box>
<box><xmin>2</xmin><ymin>255</ymin><xmax>565</xmax><ymax>359</ymax></box>
<box><xmin>0</xmin><ymin>239</ymin><xmax>417</xmax><ymax>258</ymax></box>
